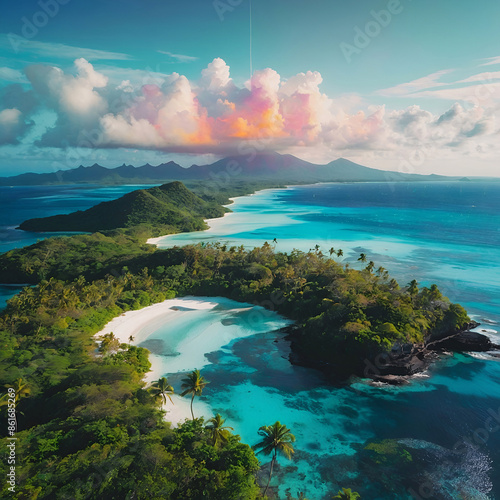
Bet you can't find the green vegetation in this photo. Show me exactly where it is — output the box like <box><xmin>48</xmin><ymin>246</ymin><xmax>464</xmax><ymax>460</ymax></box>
<box><xmin>0</xmin><ymin>233</ymin><xmax>470</xmax><ymax>377</ymax></box>
<box><xmin>18</xmin><ymin>181</ymin><xmax>227</xmax><ymax>233</ymax></box>
<box><xmin>0</xmin><ymin>273</ymin><xmax>260</xmax><ymax>499</ymax></box>
<box><xmin>149</xmin><ymin>377</ymin><xmax>175</xmax><ymax>406</ymax></box>
<box><xmin>332</xmin><ymin>488</ymin><xmax>361</xmax><ymax>499</ymax></box>
<box><xmin>185</xmin><ymin>179</ymin><xmax>286</xmax><ymax>206</ymax></box>
<box><xmin>180</xmin><ymin>369</ymin><xmax>210</xmax><ymax>420</ymax></box>
<box><xmin>253</xmin><ymin>422</ymin><xmax>295</xmax><ymax>496</ymax></box>
<box><xmin>0</xmin><ymin>180</ymin><xmax>473</xmax><ymax>497</ymax></box>
<box><xmin>0</xmin><ymin>228</ymin><xmax>154</xmax><ymax>283</ymax></box>
<box><xmin>206</xmin><ymin>413</ymin><xmax>234</xmax><ymax>448</ymax></box>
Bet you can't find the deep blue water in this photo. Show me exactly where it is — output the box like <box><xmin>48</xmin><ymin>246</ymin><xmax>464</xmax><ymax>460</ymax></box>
<box><xmin>154</xmin><ymin>181</ymin><xmax>500</xmax><ymax>499</ymax></box>
<box><xmin>0</xmin><ymin>184</ymin><xmax>157</xmax><ymax>253</ymax></box>
<box><xmin>0</xmin><ymin>184</ymin><xmax>157</xmax><ymax>307</ymax></box>
<box><xmin>2</xmin><ymin>181</ymin><xmax>500</xmax><ymax>498</ymax></box>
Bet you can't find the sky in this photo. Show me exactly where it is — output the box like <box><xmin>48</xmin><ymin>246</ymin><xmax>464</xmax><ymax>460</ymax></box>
<box><xmin>0</xmin><ymin>0</ymin><xmax>499</xmax><ymax>177</ymax></box>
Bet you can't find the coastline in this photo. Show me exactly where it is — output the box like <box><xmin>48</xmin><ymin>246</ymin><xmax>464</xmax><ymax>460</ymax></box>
<box><xmin>95</xmin><ymin>297</ymin><xmax>219</xmax><ymax>426</ymax></box>
<box><xmin>146</xmin><ymin>186</ymin><xmax>289</xmax><ymax>247</ymax></box>
<box><xmin>94</xmin><ymin>296</ymin><xmax>291</xmax><ymax>425</ymax></box>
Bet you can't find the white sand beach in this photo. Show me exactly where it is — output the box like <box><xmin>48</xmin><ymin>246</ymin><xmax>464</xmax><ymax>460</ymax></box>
<box><xmin>96</xmin><ymin>297</ymin><xmax>217</xmax><ymax>347</ymax></box>
<box><xmin>94</xmin><ymin>296</ymin><xmax>289</xmax><ymax>426</ymax></box>
<box><xmin>146</xmin><ymin>196</ymin><xmax>238</xmax><ymax>247</ymax></box>
<box><xmin>95</xmin><ymin>297</ymin><xmax>221</xmax><ymax>426</ymax></box>
<box><xmin>146</xmin><ymin>209</ymin><xmax>237</xmax><ymax>247</ymax></box>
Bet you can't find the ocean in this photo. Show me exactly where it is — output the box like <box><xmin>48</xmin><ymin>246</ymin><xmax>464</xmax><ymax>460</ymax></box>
<box><xmin>0</xmin><ymin>184</ymin><xmax>155</xmax><ymax>306</ymax></box>
<box><xmin>1</xmin><ymin>181</ymin><xmax>500</xmax><ymax>498</ymax></box>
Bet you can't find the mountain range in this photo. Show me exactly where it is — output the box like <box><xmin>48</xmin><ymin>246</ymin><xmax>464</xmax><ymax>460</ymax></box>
<box><xmin>0</xmin><ymin>152</ymin><xmax>456</xmax><ymax>186</ymax></box>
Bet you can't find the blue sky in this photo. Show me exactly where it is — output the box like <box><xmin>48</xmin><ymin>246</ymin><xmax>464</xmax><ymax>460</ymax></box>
<box><xmin>0</xmin><ymin>0</ymin><xmax>499</xmax><ymax>176</ymax></box>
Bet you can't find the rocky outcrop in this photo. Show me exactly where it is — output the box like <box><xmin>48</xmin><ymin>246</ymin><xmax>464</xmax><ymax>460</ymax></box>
<box><xmin>365</xmin><ymin>345</ymin><xmax>439</xmax><ymax>379</ymax></box>
<box><xmin>365</xmin><ymin>322</ymin><xmax>499</xmax><ymax>383</ymax></box>
<box><xmin>287</xmin><ymin>321</ymin><xmax>499</xmax><ymax>383</ymax></box>
<box><xmin>428</xmin><ymin>329</ymin><xmax>499</xmax><ymax>352</ymax></box>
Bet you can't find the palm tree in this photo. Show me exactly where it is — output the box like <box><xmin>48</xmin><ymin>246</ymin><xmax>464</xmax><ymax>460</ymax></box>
<box><xmin>206</xmin><ymin>413</ymin><xmax>234</xmax><ymax>447</ymax></box>
<box><xmin>389</xmin><ymin>278</ymin><xmax>399</xmax><ymax>290</ymax></box>
<box><xmin>337</xmin><ymin>249</ymin><xmax>343</xmax><ymax>258</ymax></box>
<box><xmin>408</xmin><ymin>279</ymin><xmax>419</xmax><ymax>296</ymax></box>
<box><xmin>12</xmin><ymin>378</ymin><xmax>30</xmax><ymax>403</ymax></box>
<box><xmin>180</xmin><ymin>369</ymin><xmax>209</xmax><ymax>420</ymax></box>
<box><xmin>365</xmin><ymin>261</ymin><xmax>375</xmax><ymax>273</ymax></box>
<box><xmin>332</xmin><ymin>487</ymin><xmax>361</xmax><ymax>499</ymax></box>
<box><xmin>329</xmin><ymin>247</ymin><xmax>335</xmax><ymax>257</ymax></box>
<box><xmin>99</xmin><ymin>332</ymin><xmax>120</xmax><ymax>354</ymax></box>
<box><xmin>358</xmin><ymin>253</ymin><xmax>367</xmax><ymax>263</ymax></box>
<box><xmin>1</xmin><ymin>378</ymin><xmax>31</xmax><ymax>407</ymax></box>
<box><xmin>253</xmin><ymin>421</ymin><xmax>295</xmax><ymax>496</ymax></box>
<box><xmin>149</xmin><ymin>377</ymin><xmax>174</xmax><ymax>406</ymax></box>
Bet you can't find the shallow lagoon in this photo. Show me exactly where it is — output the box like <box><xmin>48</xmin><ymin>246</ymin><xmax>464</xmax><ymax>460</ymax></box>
<box><xmin>132</xmin><ymin>296</ymin><xmax>499</xmax><ymax>499</ymax></box>
<box><xmin>148</xmin><ymin>182</ymin><xmax>500</xmax><ymax>499</ymax></box>
<box><xmin>3</xmin><ymin>181</ymin><xmax>500</xmax><ymax>497</ymax></box>
<box><xmin>154</xmin><ymin>182</ymin><xmax>500</xmax><ymax>332</ymax></box>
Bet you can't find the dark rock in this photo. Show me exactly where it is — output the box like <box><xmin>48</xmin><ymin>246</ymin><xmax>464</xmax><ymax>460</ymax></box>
<box><xmin>371</xmin><ymin>349</ymin><xmax>437</xmax><ymax>377</ymax></box>
<box><xmin>428</xmin><ymin>330</ymin><xmax>496</xmax><ymax>352</ymax></box>
<box><xmin>371</xmin><ymin>375</ymin><xmax>410</xmax><ymax>385</ymax></box>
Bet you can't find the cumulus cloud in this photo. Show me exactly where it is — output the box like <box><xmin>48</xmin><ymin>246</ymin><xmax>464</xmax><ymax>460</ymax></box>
<box><xmin>200</xmin><ymin>57</ymin><xmax>232</xmax><ymax>91</ymax></box>
<box><xmin>0</xmin><ymin>84</ymin><xmax>37</xmax><ymax>144</ymax></box>
<box><xmin>0</xmin><ymin>108</ymin><xmax>25</xmax><ymax>144</ymax></box>
<box><xmin>24</xmin><ymin>58</ymin><xmax>110</xmax><ymax>147</ymax></box>
<box><xmin>1</xmin><ymin>57</ymin><xmax>499</xmax><ymax>167</ymax></box>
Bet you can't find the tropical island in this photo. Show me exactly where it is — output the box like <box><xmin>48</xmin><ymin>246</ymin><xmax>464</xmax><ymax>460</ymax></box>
<box><xmin>0</xmin><ymin>180</ymin><xmax>497</xmax><ymax>498</ymax></box>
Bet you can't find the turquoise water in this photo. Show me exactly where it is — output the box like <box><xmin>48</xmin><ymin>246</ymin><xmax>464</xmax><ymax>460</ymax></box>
<box><xmin>144</xmin><ymin>297</ymin><xmax>498</xmax><ymax>500</ymax></box>
<box><xmin>156</xmin><ymin>182</ymin><xmax>500</xmax><ymax>331</ymax></box>
<box><xmin>2</xmin><ymin>182</ymin><xmax>500</xmax><ymax>497</ymax></box>
<box><xmin>150</xmin><ymin>182</ymin><xmax>500</xmax><ymax>499</ymax></box>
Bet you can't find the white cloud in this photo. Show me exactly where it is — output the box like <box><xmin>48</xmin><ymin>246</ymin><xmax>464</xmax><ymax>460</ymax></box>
<box><xmin>157</xmin><ymin>50</ymin><xmax>198</xmax><ymax>63</ymax></box>
<box><xmin>0</xmin><ymin>35</ymin><xmax>132</xmax><ymax>61</ymax></box>
<box><xmin>93</xmin><ymin>65</ymin><xmax>169</xmax><ymax>87</ymax></box>
<box><xmin>23</xmin><ymin>58</ymin><xmax>112</xmax><ymax>147</ymax></box>
<box><xmin>0</xmin><ymin>108</ymin><xmax>28</xmax><ymax>144</ymax></box>
<box><xmin>280</xmin><ymin>71</ymin><xmax>323</xmax><ymax>96</ymax></box>
<box><xmin>376</xmin><ymin>67</ymin><xmax>500</xmax><ymax>105</ymax></box>
<box><xmin>480</xmin><ymin>56</ymin><xmax>500</xmax><ymax>67</ymax></box>
<box><xmin>457</xmin><ymin>71</ymin><xmax>500</xmax><ymax>84</ymax></box>
<box><xmin>411</xmin><ymin>82</ymin><xmax>500</xmax><ymax>103</ymax></box>
<box><xmin>200</xmin><ymin>57</ymin><xmax>232</xmax><ymax>91</ymax></box>
<box><xmin>0</xmin><ymin>67</ymin><xmax>28</xmax><ymax>83</ymax></box>
<box><xmin>25</xmin><ymin>58</ymin><xmax>108</xmax><ymax>118</ymax></box>
<box><xmin>3</xmin><ymin>57</ymin><xmax>500</xmax><ymax>176</ymax></box>
<box><xmin>377</xmin><ymin>70</ymin><xmax>454</xmax><ymax>97</ymax></box>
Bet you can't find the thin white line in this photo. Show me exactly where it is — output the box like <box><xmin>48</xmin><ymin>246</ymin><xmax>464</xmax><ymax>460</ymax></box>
<box><xmin>249</xmin><ymin>0</ymin><xmax>253</xmax><ymax>78</ymax></box>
